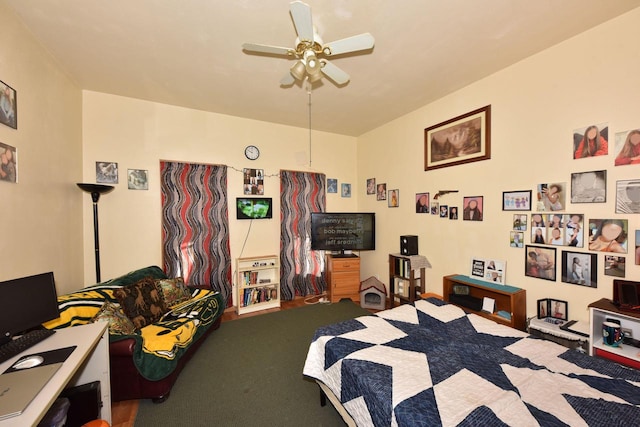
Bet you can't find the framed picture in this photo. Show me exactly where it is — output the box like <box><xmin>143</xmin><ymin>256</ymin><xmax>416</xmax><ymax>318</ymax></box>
<box><xmin>535</xmin><ymin>183</ymin><xmax>566</xmax><ymax>211</ymax></box>
<box><xmin>96</xmin><ymin>161</ymin><xmax>118</xmax><ymax>184</ymax></box>
<box><xmin>462</xmin><ymin>196</ymin><xmax>483</xmax><ymax>221</ymax></box>
<box><xmin>561</xmin><ymin>251</ymin><xmax>596</xmax><ymax>287</ymax></box>
<box><xmin>604</xmin><ymin>255</ymin><xmax>626</xmax><ymax>278</ymax></box>
<box><xmin>388</xmin><ymin>189</ymin><xmax>399</xmax><ymax>207</ymax></box>
<box><xmin>513</xmin><ymin>214</ymin><xmax>527</xmax><ymax>231</ymax></box>
<box><xmin>502</xmin><ymin>190</ymin><xmax>532</xmax><ymax>211</ymax></box>
<box><xmin>615</xmin><ymin>179</ymin><xmax>640</xmax><ymax>213</ymax></box>
<box><xmin>449</xmin><ymin>206</ymin><xmax>459</xmax><ymax>220</ymax></box>
<box><xmin>614</xmin><ymin>129</ymin><xmax>640</xmax><ymax>166</ymax></box>
<box><xmin>573</xmin><ymin>123</ymin><xmax>608</xmax><ymax>159</ymax></box>
<box><xmin>510</xmin><ymin>231</ymin><xmax>523</xmax><ymax>248</ymax></box>
<box><xmin>530</xmin><ymin>214</ymin><xmax>584</xmax><ymax>248</ymax></box>
<box><xmin>439</xmin><ymin>205</ymin><xmax>448</xmax><ymax>218</ymax></box>
<box><xmin>0</xmin><ymin>80</ymin><xmax>17</xmax><ymax>129</ymax></box>
<box><xmin>127</xmin><ymin>169</ymin><xmax>148</xmax><ymax>190</ymax></box>
<box><xmin>588</xmin><ymin>219</ymin><xmax>628</xmax><ymax>253</ymax></box>
<box><xmin>376</xmin><ymin>183</ymin><xmax>386</xmax><ymax>201</ymax></box>
<box><xmin>537</xmin><ymin>298</ymin><xmax>568</xmax><ymax>321</ymax></box>
<box><xmin>0</xmin><ymin>142</ymin><xmax>17</xmax><ymax>183</ymax></box>
<box><xmin>366</xmin><ymin>178</ymin><xmax>376</xmax><ymax>195</ymax></box>
<box><xmin>341</xmin><ymin>183</ymin><xmax>351</xmax><ymax>198</ymax></box>
<box><xmin>416</xmin><ymin>192</ymin><xmax>429</xmax><ymax>213</ymax></box>
<box><xmin>327</xmin><ymin>178</ymin><xmax>337</xmax><ymax>193</ymax></box>
<box><xmin>525</xmin><ymin>245</ymin><xmax>556</xmax><ymax>281</ymax></box>
<box><xmin>424</xmin><ymin>105</ymin><xmax>491</xmax><ymax>171</ymax></box>
<box><xmin>430</xmin><ymin>202</ymin><xmax>439</xmax><ymax>215</ymax></box>
<box><xmin>470</xmin><ymin>257</ymin><xmax>506</xmax><ymax>285</ymax></box>
<box><xmin>243</xmin><ymin>168</ymin><xmax>264</xmax><ymax>195</ymax></box>
<box><xmin>637</xmin><ymin>230</ymin><xmax>640</xmax><ymax>265</ymax></box>
<box><xmin>571</xmin><ymin>170</ymin><xmax>606</xmax><ymax>203</ymax></box>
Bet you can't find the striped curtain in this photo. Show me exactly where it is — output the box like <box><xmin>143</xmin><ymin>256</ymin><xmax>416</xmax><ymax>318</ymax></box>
<box><xmin>160</xmin><ymin>161</ymin><xmax>232</xmax><ymax>306</ymax></box>
<box><xmin>280</xmin><ymin>170</ymin><xmax>326</xmax><ymax>300</ymax></box>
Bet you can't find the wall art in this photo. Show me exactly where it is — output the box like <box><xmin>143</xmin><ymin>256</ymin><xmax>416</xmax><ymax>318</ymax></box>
<box><xmin>573</xmin><ymin>123</ymin><xmax>608</xmax><ymax>159</ymax></box>
<box><xmin>0</xmin><ymin>142</ymin><xmax>17</xmax><ymax>183</ymax></box>
<box><xmin>561</xmin><ymin>250</ymin><xmax>596</xmax><ymax>287</ymax></box>
<box><xmin>96</xmin><ymin>161</ymin><xmax>118</xmax><ymax>184</ymax></box>
<box><xmin>502</xmin><ymin>190</ymin><xmax>531</xmax><ymax>211</ymax></box>
<box><xmin>525</xmin><ymin>245</ymin><xmax>556</xmax><ymax>281</ymax></box>
<box><xmin>571</xmin><ymin>170</ymin><xmax>606</xmax><ymax>203</ymax></box>
<box><xmin>0</xmin><ymin>80</ymin><xmax>17</xmax><ymax>129</ymax></box>
<box><xmin>127</xmin><ymin>169</ymin><xmax>148</xmax><ymax>190</ymax></box>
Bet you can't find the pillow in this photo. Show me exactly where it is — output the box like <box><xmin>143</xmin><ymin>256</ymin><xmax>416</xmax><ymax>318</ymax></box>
<box><xmin>155</xmin><ymin>277</ymin><xmax>191</xmax><ymax>307</ymax></box>
<box><xmin>114</xmin><ymin>277</ymin><xmax>168</xmax><ymax>329</ymax></box>
<box><xmin>92</xmin><ymin>301</ymin><xmax>136</xmax><ymax>335</ymax></box>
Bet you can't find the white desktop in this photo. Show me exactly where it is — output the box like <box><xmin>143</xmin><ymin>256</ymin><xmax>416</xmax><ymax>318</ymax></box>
<box><xmin>0</xmin><ymin>322</ymin><xmax>111</xmax><ymax>426</ymax></box>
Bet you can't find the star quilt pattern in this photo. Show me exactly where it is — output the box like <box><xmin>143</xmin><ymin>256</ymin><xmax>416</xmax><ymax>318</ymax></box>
<box><xmin>303</xmin><ymin>298</ymin><xmax>640</xmax><ymax>426</ymax></box>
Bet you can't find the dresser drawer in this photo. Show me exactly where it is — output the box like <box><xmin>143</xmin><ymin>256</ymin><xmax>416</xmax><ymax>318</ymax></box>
<box><xmin>331</xmin><ymin>259</ymin><xmax>360</xmax><ymax>272</ymax></box>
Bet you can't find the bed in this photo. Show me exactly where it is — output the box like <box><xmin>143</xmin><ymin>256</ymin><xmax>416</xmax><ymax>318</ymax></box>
<box><xmin>303</xmin><ymin>297</ymin><xmax>640</xmax><ymax>426</ymax></box>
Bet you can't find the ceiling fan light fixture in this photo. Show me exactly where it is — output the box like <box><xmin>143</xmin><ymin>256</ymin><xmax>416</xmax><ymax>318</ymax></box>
<box><xmin>307</xmin><ymin>70</ymin><xmax>323</xmax><ymax>83</ymax></box>
<box><xmin>303</xmin><ymin>49</ymin><xmax>320</xmax><ymax>74</ymax></box>
<box><xmin>290</xmin><ymin>60</ymin><xmax>306</xmax><ymax>80</ymax></box>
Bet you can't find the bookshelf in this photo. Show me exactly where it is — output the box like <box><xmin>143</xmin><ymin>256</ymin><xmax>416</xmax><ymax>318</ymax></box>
<box><xmin>588</xmin><ymin>298</ymin><xmax>640</xmax><ymax>370</ymax></box>
<box><xmin>389</xmin><ymin>253</ymin><xmax>426</xmax><ymax>308</ymax></box>
<box><xmin>236</xmin><ymin>255</ymin><xmax>280</xmax><ymax>315</ymax></box>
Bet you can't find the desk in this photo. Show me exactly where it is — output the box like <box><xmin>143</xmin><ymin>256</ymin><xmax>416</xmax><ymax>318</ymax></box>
<box><xmin>0</xmin><ymin>322</ymin><xmax>110</xmax><ymax>426</ymax></box>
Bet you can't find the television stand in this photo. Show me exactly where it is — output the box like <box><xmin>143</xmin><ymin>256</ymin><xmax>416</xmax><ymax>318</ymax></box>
<box><xmin>325</xmin><ymin>254</ymin><xmax>360</xmax><ymax>303</ymax></box>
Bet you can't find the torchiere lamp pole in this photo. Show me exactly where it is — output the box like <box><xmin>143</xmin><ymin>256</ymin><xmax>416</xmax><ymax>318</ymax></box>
<box><xmin>77</xmin><ymin>183</ymin><xmax>114</xmax><ymax>282</ymax></box>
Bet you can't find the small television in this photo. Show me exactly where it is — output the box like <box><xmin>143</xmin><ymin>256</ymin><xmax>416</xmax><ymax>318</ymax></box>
<box><xmin>0</xmin><ymin>272</ymin><xmax>60</xmax><ymax>346</ymax></box>
<box><xmin>311</xmin><ymin>212</ymin><xmax>375</xmax><ymax>255</ymax></box>
<box><xmin>236</xmin><ymin>197</ymin><xmax>273</xmax><ymax>220</ymax></box>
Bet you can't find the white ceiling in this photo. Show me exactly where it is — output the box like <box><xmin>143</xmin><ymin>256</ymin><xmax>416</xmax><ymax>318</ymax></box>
<box><xmin>5</xmin><ymin>0</ymin><xmax>640</xmax><ymax>136</ymax></box>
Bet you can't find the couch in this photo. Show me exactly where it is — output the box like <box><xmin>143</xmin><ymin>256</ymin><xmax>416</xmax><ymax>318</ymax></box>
<box><xmin>44</xmin><ymin>266</ymin><xmax>225</xmax><ymax>403</ymax></box>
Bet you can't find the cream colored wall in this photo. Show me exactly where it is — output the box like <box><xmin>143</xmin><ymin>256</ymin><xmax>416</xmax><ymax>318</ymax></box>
<box><xmin>357</xmin><ymin>8</ymin><xmax>640</xmax><ymax>322</ymax></box>
<box><xmin>81</xmin><ymin>92</ymin><xmax>358</xmax><ymax>288</ymax></box>
<box><xmin>0</xmin><ymin>4</ymin><xmax>83</xmax><ymax>294</ymax></box>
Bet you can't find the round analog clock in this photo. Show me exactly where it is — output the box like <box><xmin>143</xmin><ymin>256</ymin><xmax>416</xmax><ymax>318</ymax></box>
<box><xmin>244</xmin><ymin>145</ymin><xmax>260</xmax><ymax>160</ymax></box>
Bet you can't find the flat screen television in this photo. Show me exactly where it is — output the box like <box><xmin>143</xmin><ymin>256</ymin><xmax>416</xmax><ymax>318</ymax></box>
<box><xmin>236</xmin><ymin>197</ymin><xmax>273</xmax><ymax>220</ymax></box>
<box><xmin>311</xmin><ymin>212</ymin><xmax>375</xmax><ymax>255</ymax></box>
<box><xmin>0</xmin><ymin>272</ymin><xmax>60</xmax><ymax>346</ymax></box>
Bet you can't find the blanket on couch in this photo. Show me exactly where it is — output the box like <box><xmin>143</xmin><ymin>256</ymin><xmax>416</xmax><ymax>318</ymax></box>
<box><xmin>44</xmin><ymin>266</ymin><xmax>225</xmax><ymax>381</ymax></box>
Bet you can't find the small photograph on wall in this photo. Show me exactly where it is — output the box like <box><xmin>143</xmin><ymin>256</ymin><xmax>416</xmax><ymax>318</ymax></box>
<box><xmin>615</xmin><ymin>179</ymin><xmax>640</xmax><ymax>213</ymax></box>
<box><xmin>588</xmin><ymin>219</ymin><xmax>628</xmax><ymax>253</ymax></box>
<box><xmin>376</xmin><ymin>183</ymin><xmax>386</xmax><ymax>200</ymax></box>
<box><xmin>502</xmin><ymin>190</ymin><xmax>531</xmax><ymax>211</ymax></box>
<box><xmin>0</xmin><ymin>80</ymin><xmax>17</xmax><ymax>129</ymax></box>
<box><xmin>327</xmin><ymin>178</ymin><xmax>337</xmax><ymax>193</ymax></box>
<box><xmin>571</xmin><ymin>170</ymin><xmax>606</xmax><ymax>203</ymax></box>
<box><xmin>604</xmin><ymin>255</ymin><xmax>625</xmax><ymax>278</ymax></box>
<box><xmin>127</xmin><ymin>169</ymin><xmax>148</xmax><ymax>190</ymax></box>
<box><xmin>525</xmin><ymin>245</ymin><xmax>556</xmax><ymax>281</ymax></box>
<box><xmin>462</xmin><ymin>196</ymin><xmax>483</xmax><ymax>221</ymax></box>
<box><xmin>0</xmin><ymin>142</ymin><xmax>17</xmax><ymax>183</ymax></box>
<box><xmin>449</xmin><ymin>206</ymin><xmax>459</xmax><ymax>220</ymax></box>
<box><xmin>416</xmin><ymin>192</ymin><xmax>429</xmax><ymax>213</ymax></box>
<box><xmin>535</xmin><ymin>183</ymin><xmax>565</xmax><ymax>211</ymax></box>
<box><xmin>96</xmin><ymin>161</ymin><xmax>118</xmax><ymax>184</ymax></box>
<box><xmin>243</xmin><ymin>168</ymin><xmax>264</xmax><ymax>195</ymax></box>
<box><xmin>573</xmin><ymin>123</ymin><xmax>608</xmax><ymax>159</ymax></box>
<box><xmin>388</xmin><ymin>189</ymin><xmax>398</xmax><ymax>207</ymax></box>
<box><xmin>510</xmin><ymin>231</ymin><xmax>523</xmax><ymax>248</ymax></box>
<box><xmin>341</xmin><ymin>183</ymin><xmax>351</xmax><ymax>198</ymax></box>
<box><xmin>430</xmin><ymin>201</ymin><xmax>439</xmax><ymax>215</ymax></box>
<box><xmin>637</xmin><ymin>230</ymin><xmax>640</xmax><ymax>265</ymax></box>
<box><xmin>513</xmin><ymin>214</ymin><xmax>527</xmax><ymax>231</ymax></box>
<box><xmin>614</xmin><ymin>129</ymin><xmax>640</xmax><ymax>166</ymax></box>
<box><xmin>561</xmin><ymin>251</ymin><xmax>596</xmax><ymax>287</ymax></box>
<box><xmin>439</xmin><ymin>205</ymin><xmax>448</xmax><ymax>217</ymax></box>
<box><xmin>366</xmin><ymin>178</ymin><xmax>376</xmax><ymax>195</ymax></box>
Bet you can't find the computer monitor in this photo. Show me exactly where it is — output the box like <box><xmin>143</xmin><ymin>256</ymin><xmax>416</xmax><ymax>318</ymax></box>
<box><xmin>0</xmin><ymin>272</ymin><xmax>60</xmax><ymax>346</ymax></box>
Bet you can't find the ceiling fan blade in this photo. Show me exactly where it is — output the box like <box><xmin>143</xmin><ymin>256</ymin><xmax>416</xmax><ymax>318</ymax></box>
<box><xmin>280</xmin><ymin>72</ymin><xmax>295</xmax><ymax>86</ymax></box>
<box><xmin>290</xmin><ymin>1</ymin><xmax>314</xmax><ymax>42</ymax></box>
<box><xmin>320</xmin><ymin>60</ymin><xmax>350</xmax><ymax>85</ymax></box>
<box><xmin>242</xmin><ymin>43</ymin><xmax>294</xmax><ymax>56</ymax></box>
<box><xmin>323</xmin><ymin>33</ymin><xmax>375</xmax><ymax>56</ymax></box>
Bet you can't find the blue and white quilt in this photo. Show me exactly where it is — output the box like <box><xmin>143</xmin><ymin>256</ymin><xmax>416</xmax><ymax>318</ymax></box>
<box><xmin>303</xmin><ymin>298</ymin><xmax>640</xmax><ymax>426</ymax></box>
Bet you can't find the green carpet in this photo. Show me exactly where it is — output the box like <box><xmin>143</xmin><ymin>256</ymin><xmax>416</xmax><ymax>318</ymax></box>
<box><xmin>135</xmin><ymin>299</ymin><xmax>370</xmax><ymax>426</ymax></box>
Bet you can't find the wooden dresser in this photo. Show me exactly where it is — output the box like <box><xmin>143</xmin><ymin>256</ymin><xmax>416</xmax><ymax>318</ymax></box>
<box><xmin>326</xmin><ymin>254</ymin><xmax>360</xmax><ymax>303</ymax></box>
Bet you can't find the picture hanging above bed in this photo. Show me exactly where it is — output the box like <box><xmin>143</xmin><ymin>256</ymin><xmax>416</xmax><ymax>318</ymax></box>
<box><xmin>525</xmin><ymin>245</ymin><xmax>556</xmax><ymax>281</ymax></box>
<box><xmin>530</xmin><ymin>213</ymin><xmax>584</xmax><ymax>247</ymax></box>
<box><xmin>535</xmin><ymin>182</ymin><xmax>566</xmax><ymax>211</ymax></box>
<box><xmin>588</xmin><ymin>219</ymin><xmax>628</xmax><ymax>253</ymax></box>
<box><xmin>561</xmin><ymin>250</ymin><xmax>596</xmax><ymax>287</ymax></box>
<box><xmin>573</xmin><ymin>123</ymin><xmax>608</xmax><ymax>159</ymax></box>
<box><xmin>571</xmin><ymin>170</ymin><xmax>606</xmax><ymax>203</ymax></box>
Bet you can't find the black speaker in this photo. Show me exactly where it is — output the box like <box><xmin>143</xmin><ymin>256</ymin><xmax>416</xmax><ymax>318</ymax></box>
<box><xmin>400</xmin><ymin>235</ymin><xmax>418</xmax><ymax>256</ymax></box>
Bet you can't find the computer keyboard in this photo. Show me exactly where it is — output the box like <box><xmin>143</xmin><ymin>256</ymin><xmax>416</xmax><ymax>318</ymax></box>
<box><xmin>0</xmin><ymin>329</ymin><xmax>56</xmax><ymax>364</ymax></box>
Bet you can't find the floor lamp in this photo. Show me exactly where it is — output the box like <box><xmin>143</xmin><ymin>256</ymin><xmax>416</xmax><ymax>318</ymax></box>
<box><xmin>77</xmin><ymin>183</ymin><xmax>114</xmax><ymax>283</ymax></box>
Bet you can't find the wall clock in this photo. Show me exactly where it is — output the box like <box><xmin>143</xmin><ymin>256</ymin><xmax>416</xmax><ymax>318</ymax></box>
<box><xmin>244</xmin><ymin>145</ymin><xmax>260</xmax><ymax>160</ymax></box>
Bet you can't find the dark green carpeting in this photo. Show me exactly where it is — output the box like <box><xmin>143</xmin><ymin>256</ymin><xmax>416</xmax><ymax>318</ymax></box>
<box><xmin>135</xmin><ymin>299</ymin><xmax>370</xmax><ymax>426</ymax></box>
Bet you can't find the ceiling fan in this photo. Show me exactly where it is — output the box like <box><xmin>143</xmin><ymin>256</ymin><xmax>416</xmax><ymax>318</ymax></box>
<box><xmin>242</xmin><ymin>1</ymin><xmax>375</xmax><ymax>86</ymax></box>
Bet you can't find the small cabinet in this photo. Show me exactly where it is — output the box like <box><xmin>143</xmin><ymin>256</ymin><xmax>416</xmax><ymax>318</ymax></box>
<box><xmin>326</xmin><ymin>254</ymin><xmax>360</xmax><ymax>303</ymax></box>
<box><xmin>389</xmin><ymin>253</ymin><xmax>425</xmax><ymax>308</ymax></box>
<box><xmin>236</xmin><ymin>255</ymin><xmax>280</xmax><ymax>315</ymax></box>
<box><xmin>443</xmin><ymin>274</ymin><xmax>526</xmax><ymax>330</ymax></box>
<box><xmin>588</xmin><ymin>298</ymin><xmax>640</xmax><ymax>370</ymax></box>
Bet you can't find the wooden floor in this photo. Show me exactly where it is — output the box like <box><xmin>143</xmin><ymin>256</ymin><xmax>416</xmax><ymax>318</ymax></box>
<box><xmin>111</xmin><ymin>296</ymin><xmax>315</xmax><ymax>426</ymax></box>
